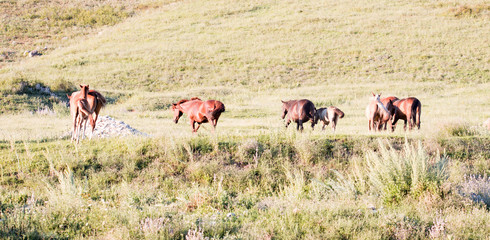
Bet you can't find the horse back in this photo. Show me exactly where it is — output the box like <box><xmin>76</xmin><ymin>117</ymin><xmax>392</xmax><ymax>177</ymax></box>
<box><xmin>381</xmin><ymin>96</ymin><xmax>398</xmax><ymax>106</ymax></box>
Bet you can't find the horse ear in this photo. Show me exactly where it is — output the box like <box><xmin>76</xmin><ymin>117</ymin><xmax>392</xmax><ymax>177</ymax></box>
<box><xmin>79</xmin><ymin>84</ymin><xmax>83</xmax><ymax>88</ymax></box>
<box><xmin>66</xmin><ymin>94</ymin><xmax>71</xmax><ymax>99</ymax></box>
<box><xmin>172</xmin><ymin>103</ymin><xmax>177</xmax><ymax>106</ymax></box>
<box><xmin>281</xmin><ymin>100</ymin><xmax>285</xmax><ymax>103</ymax></box>
<box><xmin>379</xmin><ymin>92</ymin><xmax>382</xmax><ymax>96</ymax></box>
<box><xmin>371</xmin><ymin>92</ymin><xmax>375</xmax><ymax>96</ymax></box>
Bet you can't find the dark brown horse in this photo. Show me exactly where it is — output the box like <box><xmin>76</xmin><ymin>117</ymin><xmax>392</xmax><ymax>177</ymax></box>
<box><xmin>281</xmin><ymin>99</ymin><xmax>316</xmax><ymax>131</ymax></box>
<box><xmin>365</xmin><ymin>93</ymin><xmax>395</xmax><ymax>132</ymax></box>
<box><xmin>171</xmin><ymin>97</ymin><xmax>225</xmax><ymax>132</ymax></box>
<box><xmin>378</xmin><ymin>96</ymin><xmax>398</xmax><ymax>130</ymax></box>
<box><xmin>391</xmin><ymin>97</ymin><xmax>421</xmax><ymax>131</ymax></box>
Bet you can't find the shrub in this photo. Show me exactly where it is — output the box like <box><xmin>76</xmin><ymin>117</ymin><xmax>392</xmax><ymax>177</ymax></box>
<box><xmin>457</xmin><ymin>174</ymin><xmax>490</xmax><ymax>208</ymax></box>
<box><xmin>364</xmin><ymin>140</ymin><xmax>449</xmax><ymax>204</ymax></box>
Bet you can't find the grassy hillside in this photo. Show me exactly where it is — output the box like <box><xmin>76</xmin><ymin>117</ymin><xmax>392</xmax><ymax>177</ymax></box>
<box><xmin>0</xmin><ymin>0</ymin><xmax>489</xmax><ymax>138</ymax></box>
<box><xmin>0</xmin><ymin>0</ymin><xmax>489</xmax><ymax>239</ymax></box>
<box><xmin>0</xmin><ymin>0</ymin><xmax>173</xmax><ymax>67</ymax></box>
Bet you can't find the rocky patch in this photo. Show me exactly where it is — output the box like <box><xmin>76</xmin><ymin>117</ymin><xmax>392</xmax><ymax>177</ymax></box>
<box><xmin>64</xmin><ymin>116</ymin><xmax>148</xmax><ymax>139</ymax></box>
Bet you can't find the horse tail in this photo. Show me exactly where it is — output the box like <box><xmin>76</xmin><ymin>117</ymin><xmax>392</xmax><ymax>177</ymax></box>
<box><xmin>414</xmin><ymin>99</ymin><xmax>421</xmax><ymax>129</ymax></box>
<box><xmin>307</xmin><ymin>107</ymin><xmax>315</xmax><ymax>120</ymax></box>
<box><xmin>333</xmin><ymin>107</ymin><xmax>344</xmax><ymax>118</ymax></box>
<box><xmin>93</xmin><ymin>91</ymin><xmax>106</xmax><ymax>108</ymax></box>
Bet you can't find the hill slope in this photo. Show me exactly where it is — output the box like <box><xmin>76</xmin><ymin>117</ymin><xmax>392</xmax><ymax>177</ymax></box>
<box><xmin>1</xmin><ymin>0</ymin><xmax>489</xmax><ymax>90</ymax></box>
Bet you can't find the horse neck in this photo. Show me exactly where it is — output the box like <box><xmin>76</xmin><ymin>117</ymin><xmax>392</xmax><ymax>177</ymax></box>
<box><xmin>319</xmin><ymin>108</ymin><xmax>327</xmax><ymax>119</ymax></box>
<box><xmin>177</xmin><ymin>101</ymin><xmax>193</xmax><ymax>113</ymax></box>
<box><xmin>376</xmin><ymin>99</ymin><xmax>390</xmax><ymax>115</ymax></box>
<box><xmin>80</xmin><ymin>88</ymin><xmax>88</xmax><ymax>99</ymax></box>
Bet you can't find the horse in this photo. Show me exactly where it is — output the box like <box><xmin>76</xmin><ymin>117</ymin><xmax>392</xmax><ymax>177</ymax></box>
<box><xmin>69</xmin><ymin>85</ymin><xmax>95</xmax><ymax>143</ymax></box>
<box><xmin>378</xmin><ymin>96</ymin><xmax>398</xmax><ymax>130</ymax></box>
<box><xmin>67</xmin><ymin>89</ymin><xmax>106</xmax><ymax>138</ymax></box>
<box><xmin>281</xmin><ymin>99</ymin><xmax>316</xmax><ymax>131</ymax></box>
<box><xmin>391</xmin><ymin>97</ymin><xmax>421</xmax><ymax>131</ymax></box>
<box><xmin>171</xmin><ymin>97</ymin><xmax>225</xmax><ymax>133</ymax></box>
<box><xmin>365</xmin><ymin>93</ymin><xmax>395</xmax><ymax>132</ymax></box>
<box><xmin>313</xmin><ymin>106</ymin><xmax>344</xmax><ymax>132</ymax></box>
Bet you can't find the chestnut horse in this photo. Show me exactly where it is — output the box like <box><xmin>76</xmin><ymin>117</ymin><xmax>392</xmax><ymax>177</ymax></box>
<box><xmin>281</xmin><ymin>99</ymin><xmax>316</xmax><ymax>131</ymax></box>
<box><xmin>365</xmin><ymin>93</ymin><xmax>395</xmax><ymax>131</ymax></box>
<box><xmin>67</xmin><ymin>89</ymin><xmax>106</xmax><ymax>139</ymax></box>
<box><xmin>171</xmin><ymin>97</ymin><xmax>225</xmax><ymax>132</ymax></box>
<box><xmin>69</xmin><ymin>85</ymin><xmax>94</xmax><ymax>143</ymax></box>
<box><xmin>313</xmin><ymin>106</ymin><xmax>344</xmax><ymax>132</ymax></box>
<box><xmin>378</xmin><ymin>96</ymin><xmax>398</xmax><ymax>130</ymax></box>
<box><xmin>391</xmin><ymin>97</ymin><xmax>421</xmax><ymax>131</ymax></box>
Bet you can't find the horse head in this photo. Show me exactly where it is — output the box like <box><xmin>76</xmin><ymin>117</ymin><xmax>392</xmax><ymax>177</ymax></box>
<box><xmin>171</xmin><ymin>103</ymin><xmax>183</xmax><ymax>123</ymax></box>
<box><xmin>371</xmin><ymin>92</ymin><xmax>382</xmax><ymax>101</ymax></box>
<box><xmin>281</xmin><ymin>100</ymin><xmax>288</xmax><ymax>119</ymax></box>
<box><xmin>79</xmin><ymin>84</ymin><xmax>90</xmax><ymax>98</ymax></box>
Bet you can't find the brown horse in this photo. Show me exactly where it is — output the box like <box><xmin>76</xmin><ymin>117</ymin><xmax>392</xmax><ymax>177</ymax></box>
<box><xmin>171</xmin><ymin>97</ymin><xmax>225</xmax><ymax>132</ymax></box>
<box><xmin>365</xmin><ymin>93</ymin><xmax>395</xmax><ymax>132</ymax></box>
<box><xmin>391</xmin><ymin>97</ymin><xmax>421</xmax><ymax>131</ymax></box>
<box><xmin>378</xmin><ymin>96</ymin><xmax>398</xmax><ymax>130</ymax></box>
<box><xmin>313</xmin><ymin>106</ymin><xmax>344</xmax><ymax>132</ymax></box>
<box><xmin>67</xmin><ymin>89</ymin><xmax>106</xmax><ymax>138</ymax></box>
<box><xmin>69</xmin><ymin>85</ymin><xmax>94</xmax><ymax>143</ymax></box>
<box><xmin>281</xmin><ymin>99</ymin><xmax>316</xmax><ymax>131</ymax></box>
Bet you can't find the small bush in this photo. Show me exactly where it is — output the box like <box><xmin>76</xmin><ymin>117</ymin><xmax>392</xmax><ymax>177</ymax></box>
<box><xmin>457</xmin><ymin>174</ymin><xmax>490</xmax><ymax>208</ymax></box>
<box><xmin>439</xmin><ymin>123</ymin><xmax>479</xmax><ymax>137</ymax></box>
<box><xmin>364</xmin><ymin>140</ymin><xmax>449</xmax><ymax>204</ymax></box>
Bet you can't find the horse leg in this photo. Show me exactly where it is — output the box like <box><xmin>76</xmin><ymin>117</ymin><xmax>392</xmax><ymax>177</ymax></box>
<box><xmin>285</xmin><ymin>119</ymin><xmax>291</xmax><ymax>128</ymax></box>
<box><xmin>403</xmin><ymin>120</ymin><xmax>407</xmax><ymax>131</ymax></box>
<box><xmin>195</xmin><ymin>123</ymin><xmax>202</xmax><ymax>132</ymax></box>
<box><xmin>76</xmin><ymin>116</ymin><xmax>82</xmax><ymax>144</ymax></box>
<box><xmin>297</xmin><ymin>120</ymin><xmax>304</xmax><ymax>132</ymax></box>
<box><xmin>72</xmin><ymin>113</ymin><xmax>78</xmax><ymax>141</ymax></box>
<box><xmin>191</xmin><ymin>120</ymin><xmax>196</xmax><ymax>132</ymax></box>
<box><xmin>331</xmin><ymin>118</ymin><xmax>337</xmax><ymax>132</ymax></box>
<box><xmin>212</xmin><ymin>118</ymin><xmax>219</xmax><ymax>131</ymax></box>
<box><xmin>82</xmin><ymin>118</ymin><xmax>88</xmax><ymax>140</ymax></box>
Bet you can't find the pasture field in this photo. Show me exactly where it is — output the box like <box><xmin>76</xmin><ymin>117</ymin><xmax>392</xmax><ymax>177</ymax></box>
<box><xmin>0</xmin><ymin>0</ymin><xmax>489</xmax><ymax>239</ymax></box>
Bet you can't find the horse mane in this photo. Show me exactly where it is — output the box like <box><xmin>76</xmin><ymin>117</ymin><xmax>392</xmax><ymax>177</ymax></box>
<box><xmin>176</xmin><ymin>99</ymin><xmax>189</xmax><ymax>105</ymax></box>
<box><xmin>191</xmin><ymin>97</ymin><xmax>201</xmax><ymax>101</ymax></box>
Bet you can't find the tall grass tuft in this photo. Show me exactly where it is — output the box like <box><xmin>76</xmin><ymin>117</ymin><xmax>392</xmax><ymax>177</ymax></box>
<box><xmin>364</xmin><ymin>140</ymin><xmax>448</xmax><ymax>204</ymax></box>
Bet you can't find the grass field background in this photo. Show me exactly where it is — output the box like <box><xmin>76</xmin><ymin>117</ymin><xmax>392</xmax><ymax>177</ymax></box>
<box><xmin>0</xmin><ymin>0</ymin><xmax>489</xmax><ymax>239</ymax></box>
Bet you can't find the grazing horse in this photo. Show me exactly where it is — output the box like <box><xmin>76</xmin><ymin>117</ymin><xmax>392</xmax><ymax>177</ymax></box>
<box><xmin>69</xmin><ymin>85</ymin><xmax>95</xmax><ymax>143</ymax></box>
<box><xmin>378</xmin><ymin>96</ymin><xmax>398</xmax><ymax>130</ymax></box>
<box><xmin>281</xmin><ymin>99</ymin><xmax>316</xmax><ymax>131</ymax></box>
<box><xmin>365</xmin><ymin>93</ymin><xmax>394</xmax><ymax>131</ymax></box>
<box><xmin>171</xmin><ymin>97</ymin><xmax>225</xmax><ymax>132</ymax></box>
<box><xmin>67</xmin><ymin>89</ymin><xmax>106</xmax><ymax>138</ymax></box>
<box><xmin>391</xmin><ymin>97</ymin><xmax>421</xmax><ymax>131</ymax></box>
<box><xmin>313</xmin><ymin>106</ymin><xmax>344</xmax><ymax>132</ymax></box>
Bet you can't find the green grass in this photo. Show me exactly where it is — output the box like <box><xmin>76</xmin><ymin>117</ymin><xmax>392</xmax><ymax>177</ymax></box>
<box><xmin>0</xmin><ymin>0</ymin><xmax>489</xmax><ymax>238</ymax></box>
<box><xmin>0</xmin><ymin>136</ymin><xmax>488</xmax><ymax>239</ymax></box>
